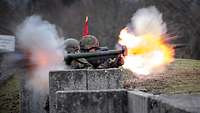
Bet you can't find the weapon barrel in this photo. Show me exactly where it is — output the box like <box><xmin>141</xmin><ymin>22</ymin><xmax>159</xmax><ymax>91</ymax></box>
<box><xmin>64</xmin><ymin>49</ymin><xmax>125</xmax><ymax>65</ymax></box>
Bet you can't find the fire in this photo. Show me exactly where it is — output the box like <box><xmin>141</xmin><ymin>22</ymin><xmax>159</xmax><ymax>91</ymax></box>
<box><xmin>33</xmin><ymin>51</ymin><xmax>49</xmax><ymax>67</ymax></box>
<box><xmin>29</xmin><ymin>50</ymin><xmax>64</xmax><ymax>68</ymax></box>
<box><xmin>118</xmin><ymin>28</ymin><xmax>174</xmax><ymax>75</ymax></box>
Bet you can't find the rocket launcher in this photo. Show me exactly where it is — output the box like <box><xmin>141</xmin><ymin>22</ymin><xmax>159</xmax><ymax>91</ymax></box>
<box><xmin>64</xmin><ymin>46</ymin><xmax>127</xmax><ymax>66</ymax></box>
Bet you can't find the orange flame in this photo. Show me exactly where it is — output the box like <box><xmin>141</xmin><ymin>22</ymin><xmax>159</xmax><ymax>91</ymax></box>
<box><xmin>29</xmin><ymin>50</ymin><xmax>62</xmax><ymax>69</ymax></box>
<box><xmin>34</xmin><ymin>51</ymin><xmax>49</xmax><ymax>67</ymax></box>
<box><xmin>118</xmin><ymin>27</ymin><xmax>174</xmax><ymax>75</ymax></box>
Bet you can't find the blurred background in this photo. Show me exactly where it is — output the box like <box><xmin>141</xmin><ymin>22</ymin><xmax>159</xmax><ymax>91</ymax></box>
<box><xmin>0</xmin><ymin>0</ymin><xmax>200</xmax><ymax>59</ymax></box>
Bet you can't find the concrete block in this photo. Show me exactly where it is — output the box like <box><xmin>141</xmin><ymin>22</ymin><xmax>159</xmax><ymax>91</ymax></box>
<box><xmin>56</xmin><ymin>89</ymin><xmax>128</xmax><ymax>113</ymax></box>
<box><xmin>49</xmin><ymin>68</ymin><xmax>123</xmax><ymax>113</ymax></box>
<box><xmin>128</xmin><ymin>90</ymin><xmax>153</xmax><ymax>113</ymax></box>
<box><xmin>49</xmin><ymin>70</ymin><xmax>87</xmax><ymax>113</ymax></box>
<box><xmin>149</xmin><ymin>94</ymin><xmax>200</xmax><ymax>113</ymax></box>
<box><xmin>128</xmin><ymin>90</ymin><xmax>200</xmax><ymax>113</ymax></box>
<box><xmin>87</xmin><ymin>68</ymin><xmax>123</xmax><ymax>90</ymax></box>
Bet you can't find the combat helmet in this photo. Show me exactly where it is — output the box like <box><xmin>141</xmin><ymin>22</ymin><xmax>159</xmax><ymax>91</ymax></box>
<box><xmin>80</xmin><ymin>35</ymin><xmax>99</xmax><ymax>52</ymax></box>
<box><xmin>64</xmin><ymin>38</ymin><xmax>80</xmax><ymax>53</ymax></box>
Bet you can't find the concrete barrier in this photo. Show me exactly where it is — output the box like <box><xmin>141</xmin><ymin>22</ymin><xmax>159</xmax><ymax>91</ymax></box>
<box><xmin>55</xmin><ymin>90</ymin><xmax>200</xmax><ymax>113</ymax></box>
<box><xmin>56</xmin><ymin>89</ymin><xmax>128</xmax><ymax>113</ymax></box>
<box><xmin>128</xmin><ymin>90</ymin><xmax>154</xmax><ymax>113</ymax></box>
<box><xmin>49</xmin><ymin>68</ymin><xmax>123</xmax><ymax>113</ymax></box>
<box><xmin>127</xmin><ymin>90</ymin><xmax>200</xmax><ymax>113</ymax></box>
<box><xmin>149</xmin><ymin>94</ymin><xmax>200</xmax><ymax>113</ymax></box>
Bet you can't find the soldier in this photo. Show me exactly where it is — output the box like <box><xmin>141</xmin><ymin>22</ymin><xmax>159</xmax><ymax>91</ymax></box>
<box><xmin>79</xmin><ymin>35</ymin><xmax>124</xmax><ymax>68</ymax></box>
<box><xmin>64</xmin><ymin>38</ymin><xmax>80</xmax><ymax>54</ymax></box>
<box><xmin>64</xmin><ymin>38</ymin><xmax>92</xmax><ymax>69</ymax></box>
<box><xmin>79</xmin><ymin>16</ymin><xmax>124</xmax><ymax>68</ymax></box>
<box><xmin>80</xmin><ymin>35</ymin><xmax>104</xmax><ymax>68</ymax></box>
<box><xmin>80</xmin><ymin>35</ymin><xmax>100</xmax><ymax>53</ymax></box>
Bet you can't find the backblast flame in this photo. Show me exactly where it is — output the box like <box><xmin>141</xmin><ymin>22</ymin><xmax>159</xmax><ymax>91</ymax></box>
<box><xmin>118</xmin><ymin>28</ymin><xmax>174</xmax><ymax>75</ymax></box>
<box><xmin>118</xmin><ymin>6</ymin><xmax>175</xmax><ymax>75</ymax></box>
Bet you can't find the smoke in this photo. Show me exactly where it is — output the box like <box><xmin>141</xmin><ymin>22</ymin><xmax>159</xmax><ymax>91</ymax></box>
<box><xmin>16</xmin><ymin>15</ymin><xmax>66</xmax><ymax>94</ymax></box>
<box><xmin>118</xmin><ymin>6</ymin><xmax>174</xmax><ymax>75</ymax></box>
<box><xmin>130</xmin><ymin>6</ymin><xmax>167</xmax><ymax>37</ymax></box>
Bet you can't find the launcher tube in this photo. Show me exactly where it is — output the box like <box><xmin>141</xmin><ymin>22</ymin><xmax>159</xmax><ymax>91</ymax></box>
<box><xmin>64</xmin><ymin>49</ymin><xmax>126</xmax><ymax>65</ymax></box>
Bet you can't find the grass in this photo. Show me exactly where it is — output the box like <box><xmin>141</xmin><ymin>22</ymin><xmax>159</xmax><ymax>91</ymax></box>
<box><xmin>124</xmin><ymin>59</ymin><xmax>200</xmax><ymax>94</ymax></box>
<box><xmin>0</xmin><ymin>75</ymin><xmax>20</xmax><ymax>113</ymax></box>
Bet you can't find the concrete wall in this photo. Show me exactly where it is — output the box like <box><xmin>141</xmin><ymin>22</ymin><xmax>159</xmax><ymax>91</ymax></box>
<box><xmin>49</xmin><ymin>68</ymin><xmax>123</xmax><ymax>113</ymax></box>
<box><xmin>128</xmin><ymin>90</ymin><xmax>200</xmax><ymax>113</ymax></box>
<box><xmin>128</xmin><ymin>90</ymin><xmax>153</xmax><ymax>113</ymax></box>
<box><xmin>54</xmin><ymin>90</ymin><xmax>200</xmax><ymax>113</ymax></box>
<box><xmin>149</xmin><ymin>94</ymin><xmax>200</xmax><ymax>113</ymax></box>
<box><xmin>56</xmin><ymin>89</ymin><xmax>128</xmax><ymax>113</ymax></box>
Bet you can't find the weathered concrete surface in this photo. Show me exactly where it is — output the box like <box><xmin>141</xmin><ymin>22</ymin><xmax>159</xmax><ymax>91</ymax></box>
<box><xmin>128</xmin><ymin>90</ymin><xmax>200</xmax><ymax>113</ymax></box>
<box><xmin>56</xmin><ymin>89</ymin><xmax>128</xmax><ymax>113</ymax></box>
<box><xmin>49</xmin><ymin>69</ymin><xmax>87</xmax><ymax>113</ymax></box>
<box><xmin>20</xmin><ymin>71</ymin><xmax>47</xmax><ymax>113</ymax></box>
<box><xmin>49</xmin><ymin>68</ymin><xmax>123</xmax><ymax>113</ymax></box>
<box><xmin>128</xmin><ymin>90</ymin><xmax>153</xmax><ymax>113</ymax></box>
<box><xmin>87</xmin><ymin>68</ymin><xmax>123</xmax><ymax>89</ymax></box>
<box><xmin>150</xmin><ymin>94</ymin><xmax>200</xmax><ymax>113</ymax></box>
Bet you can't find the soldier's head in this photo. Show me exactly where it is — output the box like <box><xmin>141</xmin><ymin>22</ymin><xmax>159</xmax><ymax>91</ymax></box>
<box><xmin>80</xmin><ymin>35</ymin><xmax>99</xmax><ymax>52</ymax></box>
<box><xmin>64</xmin><ymin>38</ymin><xmax>80</xmax><ymax>53</ymax></box>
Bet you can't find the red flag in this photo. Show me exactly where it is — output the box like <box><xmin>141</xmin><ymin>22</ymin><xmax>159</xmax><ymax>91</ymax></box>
<box><xmin>82</xmin><ymin>16</ymin><xmax>89</xmax><ymax>37</ymax></box>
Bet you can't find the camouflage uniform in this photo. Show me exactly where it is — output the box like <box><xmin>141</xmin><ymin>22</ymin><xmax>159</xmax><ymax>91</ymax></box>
<box><xmin>64</xmin><ymin>38</ymin><xmax>92</xmax><ymax>69</ymax></box>
<box><xmin>79</xmin><ymin>35</ymin><xmax>124</xmax><ymax>68</ymax></box>
<box><xmin>80</xmin><ymin>35</ymin><xmax>99</xmax><ymax>52</ymax></box>
<box><xmin>98</xmin><ymin>55</ymin><xmax>124</xmax><ymax>68</ymax></box>
<box><xmin>80</xmin><ymin>35</ymin><xmax>103</xmax><ymax>68</ymax></box>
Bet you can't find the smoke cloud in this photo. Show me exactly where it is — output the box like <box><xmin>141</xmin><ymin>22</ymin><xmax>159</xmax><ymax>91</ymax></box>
<box><xmin>118</xmin><ymin>6</ymin><xmax>174</xmax><ymax>75</ymax></box>
<box><xmin>130</xmin><ymin>6</ymin><xmax>167</xmax><ymax>37</ymax></box>
<box><xmin>16</xmin><ymin>15</ymin><xmax>66</xmax><ymax>94</ymax></box>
